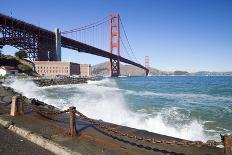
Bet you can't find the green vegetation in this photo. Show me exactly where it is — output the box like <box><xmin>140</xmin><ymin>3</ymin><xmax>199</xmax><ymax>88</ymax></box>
<box><xmin>173</xmin><ymin>71</ymin><xmax>189</xmax><ymax>75</ymax></box>
<box><xmin>15</xmin><ymin>50</ymin><xmax>27</xmax><ymax>59</ymax></box>
<box><xmin>0</xmin><ymin>51</ymin><xmax>38</xmax><ymax>76</ymax></box>
<box><xmin>0</xmin><ymin>49</ymin><xmax>3</xmax><ymax>57</ymax></box>
<box><xmin>0</xmin><ymin>76</ymin><xmax>6</xmax><ymax>80</ymax></box>
<box><xmin>17</xmin><ymin>64</ymin><xmax>33</xmax><ymax>74</ymax></box>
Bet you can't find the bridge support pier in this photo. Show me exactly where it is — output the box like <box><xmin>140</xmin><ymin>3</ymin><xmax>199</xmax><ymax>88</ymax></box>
<box><xmin>54</xmin><ymin>28</ymin><xmax>61</xmax><ymax>61</ymax></box>
<box><xmin>110</xmin><ymin>59</ymin><xmax>120</xmax><ymax>77</ymax></box>
<box><xmin>146</xmin><ymin>70</ymin><xmax>149</xmax><ymax>76</ymax></box>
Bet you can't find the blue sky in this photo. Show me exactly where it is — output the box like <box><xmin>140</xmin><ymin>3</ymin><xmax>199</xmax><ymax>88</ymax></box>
<box><xmin>0</xmin><ymin>0</ymin><xmax>232</xmax><ymax>72</ymax></box>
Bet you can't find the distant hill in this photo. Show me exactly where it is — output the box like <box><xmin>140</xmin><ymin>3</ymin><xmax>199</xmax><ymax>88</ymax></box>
<box><xmin>91</xmin><ymin>62</ymin><xmax>190</xmax><ymax>76</ymax></box>
<box><xmin>190</xmin><ymin>71</ymin><xmax>232</xmax><ymax>76</ymax></box>
<box><xmin>91</xmin><ymin>62</ymin><xmax>232</xmax><ymax>76</ymax></box>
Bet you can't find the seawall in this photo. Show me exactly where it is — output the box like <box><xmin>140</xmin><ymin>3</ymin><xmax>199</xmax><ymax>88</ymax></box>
<box><xmin>0</xmin><ymin>83</ymin><xmax>226</xmax><ymax>155</ymax></box>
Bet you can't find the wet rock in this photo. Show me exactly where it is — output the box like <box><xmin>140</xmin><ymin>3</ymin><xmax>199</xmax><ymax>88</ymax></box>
<box><xmin>34</xmin><ymin>77</ymin><xmax>89</xmax><ymax>87</ymax></box>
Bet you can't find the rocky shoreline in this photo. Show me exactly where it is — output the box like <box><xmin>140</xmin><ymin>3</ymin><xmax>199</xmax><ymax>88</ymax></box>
<box><xmin>0</xmin><ymin>76</ymin><xmax>100</xmax><ymax>109</ymax></box>
<box><xmin>0</xmin><ymin>82</ymin><xmax>57</xmax><ymax>111</ymax></box>
<box><xmin>33</xmin><ymin>76</ymin><xmax>100</xmax><ymax>87</ymax></box>
<box><xmin>33</xmin><ymin>77</ymin><xmax>88</xmax><ymax>87</ymax></box>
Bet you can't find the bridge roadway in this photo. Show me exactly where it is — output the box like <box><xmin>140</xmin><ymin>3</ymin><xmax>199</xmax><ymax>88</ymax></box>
<box><xmin>0</xmin><ymin>13</ymin><xmax>149</xmax><ymax>75</ymax></box>
<box><xmin>61</xmin><ymin>37</ymin><xmax>149</xmax><ymax>74</ymax></box>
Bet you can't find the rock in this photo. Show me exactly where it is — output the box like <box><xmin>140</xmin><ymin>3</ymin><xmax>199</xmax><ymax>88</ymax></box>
<box><xmin>34</xmin><ymin>78</ymin><xmax>88</xmax><ymax>87</ymax></box>
<box><xmin>48</xmin><ymin>105</ymin><xmax>55</xmax><ymax>110</ymax></box>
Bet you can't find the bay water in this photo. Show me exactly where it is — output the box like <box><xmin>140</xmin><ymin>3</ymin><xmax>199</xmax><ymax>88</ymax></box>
<box><xmin>7</xmin><ymin>76</ymin><xmax>232</xmax><ymax>141</ymax></box>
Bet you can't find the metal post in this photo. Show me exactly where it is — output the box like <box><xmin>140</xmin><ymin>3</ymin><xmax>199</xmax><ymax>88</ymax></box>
<box><xmin>224</xmin><ymin>135</ymin><xmax>232</xmax><ymax>155</ymax></box>
<box><xmin>69</xmin><ymin>106</ymin><xmax>77</xmax><ymax>136</ymax></box>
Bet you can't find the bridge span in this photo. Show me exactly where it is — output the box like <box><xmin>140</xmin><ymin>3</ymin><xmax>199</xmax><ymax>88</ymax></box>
<box><xmin>0</xmin><ymin>13</ymin><xmax>149</xmax><ymax>76</ymax></box>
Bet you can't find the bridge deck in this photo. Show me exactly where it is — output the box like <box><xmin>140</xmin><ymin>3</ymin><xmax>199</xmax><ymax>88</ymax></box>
<box><xmin>0</xmin><ymin>13</ymin><xmax>148</xmax><ymax>74</ymax></box>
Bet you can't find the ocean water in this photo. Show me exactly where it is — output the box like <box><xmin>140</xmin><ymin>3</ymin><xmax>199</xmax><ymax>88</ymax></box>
<box><xmin>6</xmin><ymin>76</ymin><xmax>232</xmax><ymax>142</ymax></box>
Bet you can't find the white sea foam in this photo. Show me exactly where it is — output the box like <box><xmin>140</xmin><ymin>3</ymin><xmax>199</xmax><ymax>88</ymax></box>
<box><xmin>5</xmin><ymin>79</ymin><xmax>213</xmax><ymax>141</ymax></box>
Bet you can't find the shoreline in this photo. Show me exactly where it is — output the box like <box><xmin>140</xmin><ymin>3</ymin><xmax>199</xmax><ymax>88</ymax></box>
<box><xmin>0</xmin><ymin>81</ymin><xmax>225</xmax><ymax>154</ymax></box>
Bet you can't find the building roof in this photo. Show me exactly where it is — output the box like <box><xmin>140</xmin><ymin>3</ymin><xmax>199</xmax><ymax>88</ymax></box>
<box><xmin>0</xmin><ymin>66</ymin><xmax>18</xmax><ymax>71</ymax></box>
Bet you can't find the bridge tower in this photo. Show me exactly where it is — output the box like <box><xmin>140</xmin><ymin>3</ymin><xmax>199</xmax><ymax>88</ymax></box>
<box><xmin>145</xmin><ymin>56</ymin><xmax>149</xmax><ymax>76</ymax></box>
<box><xmin>145</xmin><ymin>56</ymin><xmax>149</xmax><ymax>68</ymax></box>
<box><xmin>54</xmin><ymin>28</ymin><xmax>61</xmax><ymax>61</ymax></box>
<box><xmin>109</xmin><ymin>14</ymin><xmax>120</xmax><ymax>77</ymax></box>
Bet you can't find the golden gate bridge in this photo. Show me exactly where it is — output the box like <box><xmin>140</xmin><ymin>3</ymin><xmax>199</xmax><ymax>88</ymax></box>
<box><xmin>0</xmin><ymin>13</ymin><xmax>149</xmax><ymax>77</ymax></box>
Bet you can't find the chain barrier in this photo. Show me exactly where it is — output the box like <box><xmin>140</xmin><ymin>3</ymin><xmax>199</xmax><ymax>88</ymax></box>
<box><xmin>32</xmin><ymin>106</ymin><xmax>69</xmax><ymax>115</ymax></box>
<box><xmin>8</xmin><ymin>95</ymin><xmax>232</xmax><ymax>153</ymax></box>
<box><xmin>30</xmin><ymin>104</ymin><xmax>224</xmax><ymax>148</ymax></box>
<box><xmin>74</xmin><ymin>109</ymin><xmax>223</xmax><ymax>148</ymax></box>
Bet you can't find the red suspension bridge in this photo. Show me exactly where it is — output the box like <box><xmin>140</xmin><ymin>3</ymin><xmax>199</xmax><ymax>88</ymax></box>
<box><xmin>0</xmin><ymin>13</ymin><xmax>149</xmax><ymax>77</ymax></box>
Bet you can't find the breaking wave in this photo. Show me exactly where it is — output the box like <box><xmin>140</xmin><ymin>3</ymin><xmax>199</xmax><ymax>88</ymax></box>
<box><xmin>5</xmin><ymin>79</ymin><xmax>219</xmax><ymax>141</ymax></box>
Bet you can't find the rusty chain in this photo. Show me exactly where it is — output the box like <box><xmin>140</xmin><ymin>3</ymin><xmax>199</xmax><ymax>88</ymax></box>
<box><xmin>30</xmin><ymin>104</ymin><xmax>224</xmax><ymax>148</ymax></box>
<box><xmin>17</xmin><ymin>97</ymin><xmax>69</xmax><ymax>116</ymax></box>
<box><xmin>74</xmin><ymin>109</ymin><xmax>223</xmax><ymax>148</ymax></box>
<box><xmin>32</xmin><ymin>105</ymin><xmax>69</xmax><ymax>115</ymax></box>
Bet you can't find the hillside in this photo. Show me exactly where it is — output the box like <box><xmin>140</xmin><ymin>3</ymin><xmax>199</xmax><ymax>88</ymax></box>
<box><xmin>0</xmin><ymin>55</ymin><xmax>38</xmax><ymax>76</ymax></box>
<box><xmin>91</xmin><ymin>62</ymin><xmax>232</xmax><ymax>76</ymax></box>
<box><xmin>190</xmin><ymin>71</ymin><xmax>232</xmax><ymax>76</ymax></box>
<box><xmin>91</xmin><ymin>62</ymin><xmax>189</xmax><ymax>76</ymax></box>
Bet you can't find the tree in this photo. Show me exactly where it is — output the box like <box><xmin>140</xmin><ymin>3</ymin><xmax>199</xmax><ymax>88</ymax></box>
<box><xmin>17</xmin><ymin>64</ymin><xmax>32</xmax><ymax>74</ymax></box>
<box><xmin>0</xmin><ymin>49</ymin><xmax>3</xmax><ymax>57</ymax></box>
<box><xmin>15</xmin><ymin>50</ymin><xmax>27</xmax><ymax>59</ymax></box>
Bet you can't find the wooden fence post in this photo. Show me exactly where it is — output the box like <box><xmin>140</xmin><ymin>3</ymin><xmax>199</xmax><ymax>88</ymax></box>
<box><xmin>224</xmin><ymin>135</ymin><xmax>232</xmax><ymax>155</ymax></box>
<box><xmin>18</xmin><ymin>97</ymin><xmax>24</xmax><ymax>115</ymax></box>
<box><xmin>69</xmin><ymin>106</ymin><xmax>77</xmax><ymax>136</ymax></box>
<box><xmin>10</xmin><ymin>95</ymin><xmax>24</xmax><ymax>116</ymax></box>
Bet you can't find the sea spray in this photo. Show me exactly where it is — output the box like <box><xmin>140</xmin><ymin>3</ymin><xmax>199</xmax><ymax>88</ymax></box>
<box><xmin>5</xmin><ymin>79</ymin><xmax>211</xmax><ymax>141</ymax></box>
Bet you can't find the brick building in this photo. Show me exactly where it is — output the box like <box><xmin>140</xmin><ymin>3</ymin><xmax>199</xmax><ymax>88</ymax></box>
<box><xmin>33</xmin><ymin>61</ymin><xmax>91</xmax><ymax>77</ymax></box>
<box><xmin>80</xmin><ymin>64</ymin><xmax>91</xmax><ymax>77</ymax></box>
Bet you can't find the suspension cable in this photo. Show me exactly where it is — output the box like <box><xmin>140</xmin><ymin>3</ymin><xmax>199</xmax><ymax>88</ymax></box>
<box><xmin>62</xmin><ymin>15</ymin><xmax>110</xmax><ymax>34</ymax></box>
<box><xmin>120</xmin><ymin>37</ymin><xmax>133</xmax><ymax>60</ymax></box>
<box><xmin>119</xmin><ymin>17</ymin><xmax>141</xmax><ymax>64</ymax></box>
